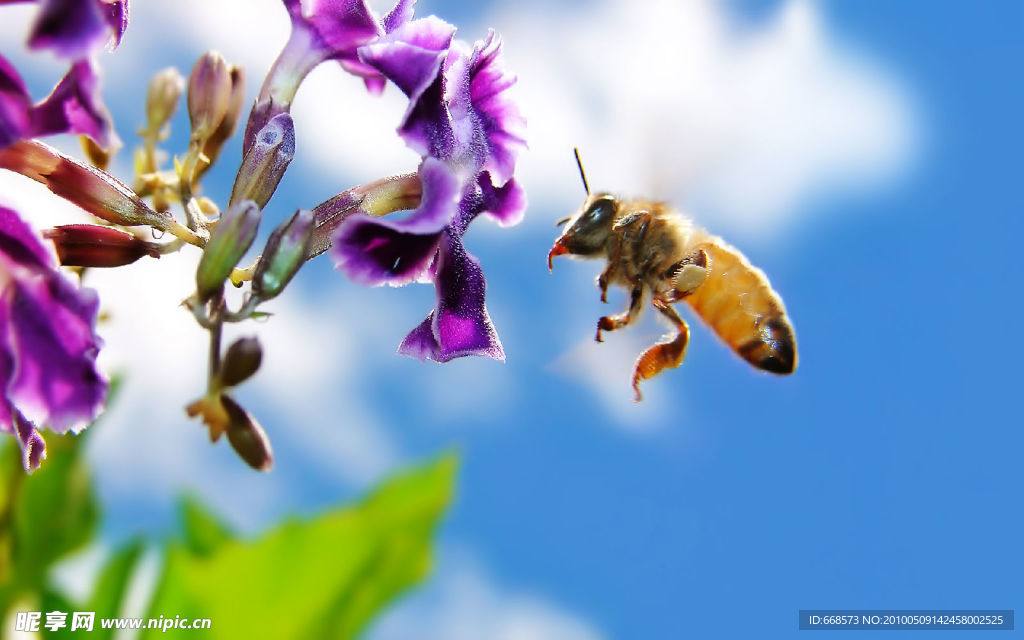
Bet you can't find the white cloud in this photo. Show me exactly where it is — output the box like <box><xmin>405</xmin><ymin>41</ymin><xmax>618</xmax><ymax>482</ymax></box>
<box><xmin>492</xmin><ymin>0</ymin><xmax>918</xmax><ymax>239</ymax></box>
<box><xmin>368</xmin><ymin>552</ymin><xmax>605</xmax><ymax>640</ymax></box>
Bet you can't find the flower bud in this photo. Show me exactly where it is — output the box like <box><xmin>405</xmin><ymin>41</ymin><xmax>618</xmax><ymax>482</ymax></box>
<box><xmin>197</xmin><ymin>65</ymin><xmax>244</xmax><ymax>177</ymax></box>
<box><xmin>0</xmin><ymin>140</ymin><xmax>170</xmax><ymax>228</ymax></box>
<box><xmin>220</xmin><ymin>336</ymin><xmax>262</xmax><ymax>387</ymax></box>
<box><xmin>229</xmin><ymin>113</ymin><xmax>295</xmax><ymax>210</ymax></box>
<box><xmin>146</xmin><ymin>67</ymin><xmax>185</xmax><ymax>133</ymax></box>
<box><xmin>196</xmin><ymin>199</ymin><xmax>260</xmax><ymax>301</ymax></box>
<box><xmin>44</xmin><ymin>224</ymin><xmax>160</xmax><ymax>268</ymax></box>
<box><xmin>253</xmin><ymin>209</ymin><xmax>314</xmax><ymax>301</ymax></box>
<box><xmin>187</xmin><ymin>51</ymin><xmax>233</xmax><ymax>141</ymax></box>
<box><xmin>221</xmin><ymin>395</ymin><xmax>273</xmax><ymax>471</ymax></box>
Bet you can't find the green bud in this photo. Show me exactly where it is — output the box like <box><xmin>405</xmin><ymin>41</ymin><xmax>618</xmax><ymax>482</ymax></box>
<box><xmin>252</xmin><ymin>209</ymin><xmax>314</xmax><ymax>301</ymax></box>
<box><xmin>229</xmin><ymin>113</ymin><xmax>295</xmax><ymax>210</ymax></box>
<box><xmin>221</xmin><ymin>395</ymin><xmax>273</xmax><ymax>471</ymax></box>
<box><xmin>219</xmin><ymin>336</ymin><xmax>262</xmax><ymax>387</ymax></box>
<box><xmin>196</xmin><ymin>199</ymin><xmax>260</xmax><ymax>301</ymax></box>
<box><xmin>146</xmin><ymin>67</ymin><xmax>185</xmax><ymax>133</ymax></box>
<box><xmin>187</xmin><ymin>51</ymin><xmax>233</xmax><ymax>141</ymax></box>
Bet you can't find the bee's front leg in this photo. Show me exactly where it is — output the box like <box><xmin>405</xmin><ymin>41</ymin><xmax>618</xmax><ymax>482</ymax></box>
<box><xmin>597</xmin><ymin>264</ymin><xmax>613</xmax><ymax>303</ymax></box>
<box><xmin>596</xmin><ymin>282</ymin><xmax>643</xmax><ymax>342</ymax></box>
<box><xmin>631</xmin><ymin>298</ymin><xmax>691</xmax><ymax>401</ymax></box>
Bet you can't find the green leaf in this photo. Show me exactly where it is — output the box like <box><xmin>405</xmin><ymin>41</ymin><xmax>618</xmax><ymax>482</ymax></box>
<box><xmin>142</xmin><ymin>453</ymin><xmax>458</xmax><ymax>640</ymax></box>
<box><xmin>179</xmin><ymin>495</ymin><xmax>235</xmax><ymax>557</ymax></box>
<box><xmin>0</xmin><ymin>377</ymin><xmax>120</xmax><ymax>616</ymax></box>
<box><xmin>12</xmin><ymin>432</ymin><xmax>98</xmax><ymax>589</ymax></box>
<box><xmin>86</xmin><ymin>538</ymin><xmax>146</xmax><ymax>639</ymax></box>
<box><xmin>38</xmin><ymin>588</ymin><xmax>80</xmax><ymax>638</ymax></box>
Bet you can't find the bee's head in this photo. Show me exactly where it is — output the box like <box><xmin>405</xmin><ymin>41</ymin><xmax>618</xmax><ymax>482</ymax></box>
<box><xmin>548</xmin><ymin>193</ymin><xmax>620</xmax><ymax>270</ymax></box>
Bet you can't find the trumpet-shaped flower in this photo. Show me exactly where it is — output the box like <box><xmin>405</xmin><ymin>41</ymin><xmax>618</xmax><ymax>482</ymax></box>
<box><xmin>331</xmin><ymin>20</ymin><xmax>525</xmax><ymax>362</ymax></box>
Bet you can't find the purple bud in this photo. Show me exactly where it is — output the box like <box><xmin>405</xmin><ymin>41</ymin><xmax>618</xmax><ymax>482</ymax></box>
<box><xmin>43</xmin><ymin>224</ymin><xmax>159</xmax><ymax>268</ymax></box>
<box><xmin>198</xmin><ymin>65</ymin><xmax>245</xmax><ymax>178</ymax></box>
<box><xmin>229</xmin><ymin>113</ymin><xmax>294</xmax><ymax>209</ymax></box>
<box><xmin>219</xmin><ymin>336</ymin><xmax>262</xmax><ymax>387</ymax></box>
<box><xmin>187</xmin><ymin>51</ymin><xmax>233</xmax><ymax>141</ymax></box>
<box><xmin>196</xmin><ymin>199</ymin><xmax>260</xmax><ymax>301</ymax></box>
<box><xmin>253</xmin><ymin>209</ymin><xmax>313</xmax><ymax>301</ymax></box>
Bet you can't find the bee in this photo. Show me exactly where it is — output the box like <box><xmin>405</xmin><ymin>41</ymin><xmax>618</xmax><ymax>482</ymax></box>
<box><xmin>548</xmin><ymin>150</ymin><xmax>797</xmax><ymax>400</ymax></box>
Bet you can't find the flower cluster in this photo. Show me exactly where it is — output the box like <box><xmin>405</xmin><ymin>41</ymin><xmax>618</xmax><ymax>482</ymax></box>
<box><xmin>0</xmin><ymin>0</ymin><xmax>525</xmax><ymax>471</ymax></box>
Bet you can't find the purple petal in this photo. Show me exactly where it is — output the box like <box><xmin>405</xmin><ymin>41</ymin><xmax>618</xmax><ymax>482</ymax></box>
<box><xmin>0</xmin><ymin>206</ymin><xmax>106</xmax><ymax>434</ymax></box>
<box><xmin>331</xmin><ymin>216</ymin><xmax>441</xmax><ymax>286</ymax></box>
<box><xmin>398</xmin><ymin>233</ymin><xmax>504</xmax><ymax>362</ymax></box>
<box><xmin>477</xmin><ymin>172</ymin><xmax>526</xmax><ymax>228</ymax></box>
<box><xmin>13</xmin><ymin>411</ymin><xmax>46</xmax><ymax>472</ymax></box>
<box><xmin>0</xmin><ymin>204</ymin><xmax>55</xmax><ymax>270</ymax></box>
<box><xmin>331</xmin><ymin>157</ymin><xmax>459</xmax><ymax>285</ymax></box>
<box><xmin>396</xmin><ymin>70</ymin><xmax>450</xmax><ymax>160</ymax></box>
<box><xmin>284</xmin><ymin>0</ymin><xmax>381</xmax><ymax>63</ymax></box>
<box><xmin>0</xmin><ymin>347</ymin><xmax>46</xmax><ymax>471</ymax></box>
<box><xmin>105</xmin><ymin>0</ymin><xmax>130</xmax><ymax>49</ymax></box>
<box><xmin>30</xmin><ymin>59</ymin><xmax>120</xmax><ymax>150</ymax></box>
<box><xmin>4</xmin><ymin>275</ymin><xmax>107</xmax><ymax>433</ymax></box>
<box><xmin>28</xmin><ymin>0</ymin><xmax>111</xmax><ymax>60</ymax></box>
<box><xmin>378</xmin><ymin>30</ymin><xmax>524</xmax><ymax>183</ymax></box>
<box><xmin>359</xmin><ymin>17</ymin><xmax>454</xmax><ymax>98</ymax></box>
<box><xmin>0</xmin><ymin>54</ymin><xmax>32</xmax><ymax>148</ymax></box>
<box><xmin>354</xmin><ymin>11</ymin><xmax>452</xmax><ymax>95</ymax></box>
<box><xmin>382</xmin><ymin>0</ymin><xmax>415</xmax><ymax>34</ymax></box>
<box><xmin>468</xmin><ymin>31</ymin><xmax>525</xmax><ymax>186</ymax></box>
<box><xmin>397</xmin><ymin>313</ymin><xmax>437</xmax><ymax>361</ymax></box>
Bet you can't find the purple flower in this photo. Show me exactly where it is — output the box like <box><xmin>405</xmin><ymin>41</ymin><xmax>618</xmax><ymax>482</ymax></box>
<box><xmin>25</xmin><ymin>0</ymin><xmax>130</xmax><ymax>60</ymax></box>
<box><xmin>0</xmin><ymin>205</ymin><xmax>107</xmax><ymax>471</ymax></box>
<box><xmin>244</xmin><ymin>0</ymin><xmax>412</xmax><ymax>153</ymax></box>
<box><xmin>330</xmin><ymin>21</ymin><xmax>526</xmax><ymax>362</ymax></box>
<box><xmin>0</xmin><ymin>54</ymin><xmax>119</xmax><ymax>150</ymax></box>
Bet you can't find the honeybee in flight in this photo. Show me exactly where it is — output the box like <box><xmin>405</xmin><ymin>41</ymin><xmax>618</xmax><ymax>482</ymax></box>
<box><xmin>548</xmin><ymin>150</ymin><xmax>797</xmax><ymax>400</ymax></box>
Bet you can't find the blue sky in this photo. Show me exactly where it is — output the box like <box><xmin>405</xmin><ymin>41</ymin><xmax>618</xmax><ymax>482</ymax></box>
<box><xmin>2</xmin><ymin>0</ymin><xmax>1022</xmax><ymax>638</ymax></box>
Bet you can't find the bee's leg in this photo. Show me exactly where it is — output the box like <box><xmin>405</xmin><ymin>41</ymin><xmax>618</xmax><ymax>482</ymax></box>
<box><xmin>631</xmin><ymin>299</ymin><xmax>690</xmax><ymax>401</ymax></box>
<box><xmin>596</xmin><ymin>282</ymin><xmax>643</xmax><ymax>342</ymax></box>
<box><xmin>597</xmin><ymin>263</ymin><xmax>614</xmax><ymax>303</ymax></box>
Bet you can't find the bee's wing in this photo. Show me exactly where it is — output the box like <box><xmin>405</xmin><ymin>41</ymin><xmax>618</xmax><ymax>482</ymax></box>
<box><xmin>683</xmin><ymin>237</ymin><xmax>797</xmax><ymax>374</ymax></box>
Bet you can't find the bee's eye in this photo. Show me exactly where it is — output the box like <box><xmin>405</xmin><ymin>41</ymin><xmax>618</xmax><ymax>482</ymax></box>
<box><xmin>582</xmin><ymin>196</ymin><xmax>616</xmax><ymax>226</ymax></box>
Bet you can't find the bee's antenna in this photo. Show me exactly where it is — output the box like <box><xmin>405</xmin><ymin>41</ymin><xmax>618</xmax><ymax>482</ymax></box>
<box><xmin>573</xmin><ymin>147</ymin><xmax>590</xmax><ymax>196</ymax></box>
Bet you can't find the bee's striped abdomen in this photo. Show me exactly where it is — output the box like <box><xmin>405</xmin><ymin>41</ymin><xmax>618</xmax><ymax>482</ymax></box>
<box><xmin>683</xmin><ymin>238</ymin><xmax>797</xmax><ymax>374</ymax></box>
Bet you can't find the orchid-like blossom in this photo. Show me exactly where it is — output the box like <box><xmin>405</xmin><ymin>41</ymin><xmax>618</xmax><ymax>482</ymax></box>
<box><xmin>330</xmin><ymin>21</ymin><xmax>525</xmax><ymax>362</ymax></box>
<box><xmin>0</xmin><ymin>205</ymin><xmax>107</xmax><ymax>471</ymax></box>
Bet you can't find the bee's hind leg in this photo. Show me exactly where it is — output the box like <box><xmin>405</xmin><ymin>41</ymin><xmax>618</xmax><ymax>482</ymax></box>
<box><xmin>631</xmin><ymin>299</ymin><xmax>690</xmax><ymax>401</ymax></box>
<box><xmin>596</xmin><ymin>283</ymin><xmax>642</xmax><ymax>342</ymax></box>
